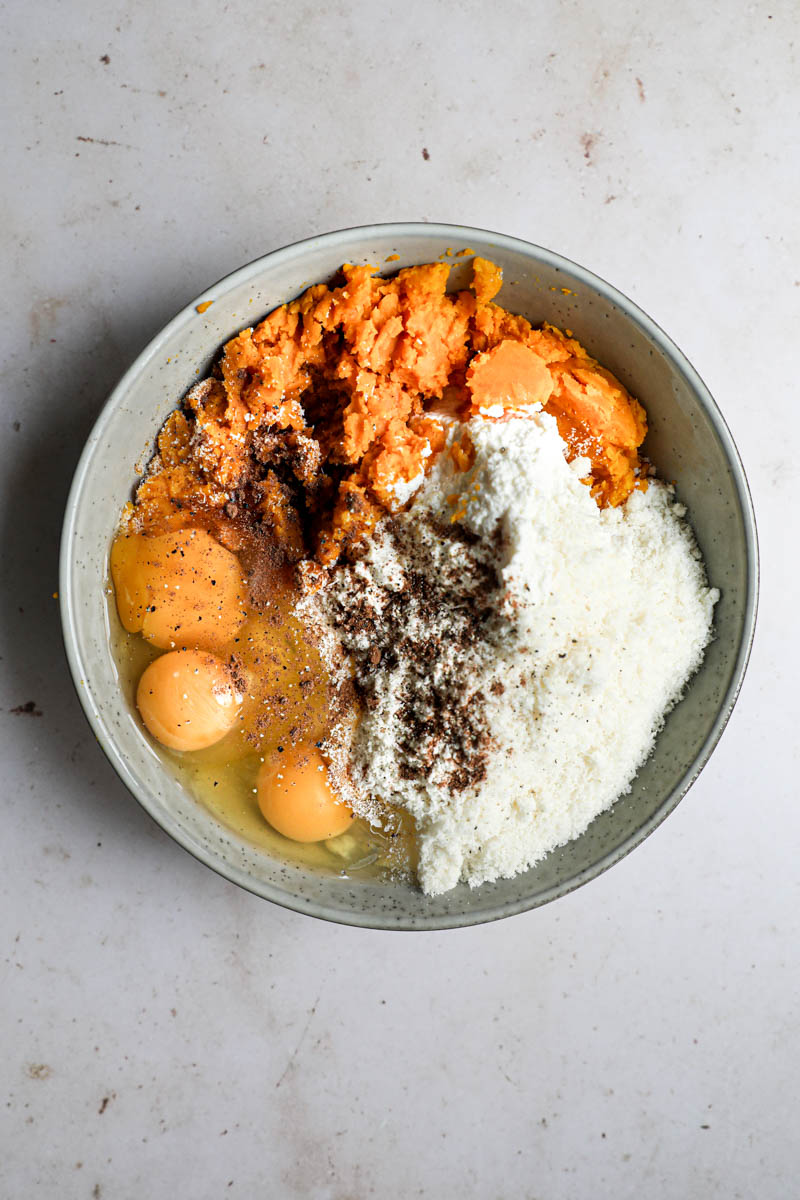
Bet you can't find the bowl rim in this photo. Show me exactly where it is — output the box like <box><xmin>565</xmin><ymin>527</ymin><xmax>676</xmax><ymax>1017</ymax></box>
<box><xmin>59</xmin><ymin>221</ymin><xmax>760</xmax><ymax>931</ymax></box>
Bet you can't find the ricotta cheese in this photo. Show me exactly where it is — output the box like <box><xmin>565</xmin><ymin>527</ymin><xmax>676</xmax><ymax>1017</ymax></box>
<box><xmin>314</xmin><ymin>412</ymin><xmax>719</xmax><ymax>896</ymax></box>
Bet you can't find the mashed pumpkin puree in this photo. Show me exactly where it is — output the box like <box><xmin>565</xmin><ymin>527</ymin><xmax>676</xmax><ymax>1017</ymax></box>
<box><xmin>129</xmin><ymin>257</ymin><xmax>647</xmax><ymax>563</ymax></box>
<box><xmin>110</xmin><ymin>257</ymin><xmax>651</xmax><ymax>879</ymax></box>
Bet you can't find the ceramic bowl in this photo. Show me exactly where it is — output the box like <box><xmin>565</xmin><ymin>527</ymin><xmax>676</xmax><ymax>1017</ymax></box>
<box><xmin>60</xmin><ymin>223</ymin><xmax>758</xmax><ymax>929</ymax></box>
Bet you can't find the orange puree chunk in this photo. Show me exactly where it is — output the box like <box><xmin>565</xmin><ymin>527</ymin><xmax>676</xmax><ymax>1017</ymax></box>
<box><xmin>471</xmin><ymin>257</ymin><xmax>503</xmax><ymax>305</ymax></box>
<box><xmin>467</xmin><ymin>339</ymin><xmax>554</xmax><ymax>414</ymax></box>
<box><xmin>257</xmin><ymin>746</ymin><xmax>354</xmax><ymax>843</ymax></box>
<box><xmin>361</xmin><ymin>417</ymin><xmax>438</xmax><ymax>511</ymax></box>
<box><xmin>110</xmin><ymin>528</ymin><xmax>248</xmax><ymax>651</ymax></box>
<box><xmin>124</xmin><ymin>255</ymin><xmax>648</xmax><ymax>566</ymax></box>
<box><xmin>137</xmin><ymin>649</ymin><xmax>242</xmax><ymax>751</ymax></box>
<box><xmin>545</xmin><ymin>357</ymin><xmax>647</xmax><ymax>506</ymax></box>
<box><xmin>548</xmin><ymin>358</ymin><xmax>646</xmax><ymax>449</ymax></box>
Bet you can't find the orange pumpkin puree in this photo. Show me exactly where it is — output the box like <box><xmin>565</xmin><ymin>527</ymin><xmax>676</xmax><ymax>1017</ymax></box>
<box><xmin>128</xmin><ymin>257</ymin><xmax>647</xmax><ymax>566</ymax></box>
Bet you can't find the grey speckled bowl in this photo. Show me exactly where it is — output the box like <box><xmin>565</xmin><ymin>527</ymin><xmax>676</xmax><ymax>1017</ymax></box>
<box><xmin>60</xmin><ymin>223</ymin><xmax>758</xmax><ymax>930</ymax></box>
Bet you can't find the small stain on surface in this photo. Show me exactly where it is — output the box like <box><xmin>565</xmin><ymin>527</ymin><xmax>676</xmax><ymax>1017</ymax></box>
<box><xmin>76</xmin><ymin>135</ymin><xmax>128</xmax><ymax>148</ymax></box>
<box><xmin>99</xmin><ymin>54</ymin><xmax>110</xmax><ymax>65</ymax></box>
<box><xmin>421</xmin><ymin>147</ymin><xmax>430</xmax><ymax>160</ymax></box>
<box><xmin>580</xmin><ymin>133</ymin><xmax>597</xmax><ymax>163</ymax></box>
<box><xmin>98</xmin><ymin>1096</ymin><xmax>110</xmax><ymax>1114</ymax></box>
<box><xmin>26</xmin><ymin>1063</ymin><xmax>52</xmax><ymax>1080</ymax></box>
<box><xmin>43</xmin><ymin>845</ymin><xmax>71</xmax><ymax>861</ymax></box>
<box><xmin>636</xmin><ymin>76</ymin><xmax>646</xmax><ymax>102</ymax></box>
<box><xmin>29</xmin><ymin>295</ymin><xmax>67</xmax><ymax>343</ymax></box>
<box><xmin>11</xmin><ymin>701</ymin><xmax>42</xmax><ymax>716</ymax></box>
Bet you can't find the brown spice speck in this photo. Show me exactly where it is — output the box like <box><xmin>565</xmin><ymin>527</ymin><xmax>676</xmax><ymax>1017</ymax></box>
<box><xmin>421</xmin><ymin>147</ymin><xmax>430</xmax><ymax>160</ymax></box>
<box><xmin>11</xmin><ymin>701</ymin><xmax>42</xmax><ymax>716</ymax></box>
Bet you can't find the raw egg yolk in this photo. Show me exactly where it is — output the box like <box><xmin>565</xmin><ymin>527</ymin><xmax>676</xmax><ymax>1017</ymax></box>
<box><xmin>137</xmin><ymin>649</ymin><xmax>242</xmax><ymax>751</ymax></box>
<box><xmin>110</xmin><ymin>528</ymin><xmax>248</xmax><ymax>651</ymax></box>
<box><xmin>257</xmin><ymin>746</ymin><xmax>354</xmax><ymax>843</ymax></box>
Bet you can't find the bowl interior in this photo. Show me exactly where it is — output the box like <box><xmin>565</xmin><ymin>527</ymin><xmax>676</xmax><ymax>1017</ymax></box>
<box><xmin>60</xmin><ymin>224</ymin><xmax>757</xmax><ymax>929</ymax></box>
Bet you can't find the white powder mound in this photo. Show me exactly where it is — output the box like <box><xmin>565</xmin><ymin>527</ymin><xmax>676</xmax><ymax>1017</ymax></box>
<box><xmin>313</xmin><ymin>412</ymin><xmax>719</xmax><ymax>896</ymax></box>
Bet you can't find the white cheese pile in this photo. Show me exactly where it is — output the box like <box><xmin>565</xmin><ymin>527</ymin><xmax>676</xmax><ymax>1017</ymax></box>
<box><xmin>316</xmin><ymin>412</ymin><xmax>719</xmax><ymax>896</ymax></box>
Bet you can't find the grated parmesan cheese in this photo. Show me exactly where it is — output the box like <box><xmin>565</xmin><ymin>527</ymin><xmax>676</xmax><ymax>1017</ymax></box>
<box><xmin>311</xmin><ymin>412</ymin><xmax>719</xmax><ymax>896</ymax></box>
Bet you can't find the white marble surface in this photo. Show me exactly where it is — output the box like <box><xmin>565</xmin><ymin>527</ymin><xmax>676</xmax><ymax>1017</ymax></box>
<box><xmin>2</xmin><ymin>2</ymin><xmax>797</xmax><ymax>1196</ymax></box>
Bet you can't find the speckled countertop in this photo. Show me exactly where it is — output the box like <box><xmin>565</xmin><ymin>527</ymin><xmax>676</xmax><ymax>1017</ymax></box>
<box><xmin>2</xmin><ymin>3</ymin><xmax>797</xmax><ymax>1197</ymax></box>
